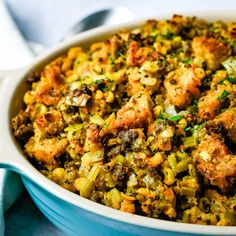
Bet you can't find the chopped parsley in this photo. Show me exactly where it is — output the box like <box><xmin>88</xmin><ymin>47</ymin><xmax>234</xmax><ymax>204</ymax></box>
<box><xmin>150</xmin><ymin>29</ymin><xmax>158</xmax><ymax>40</ymax></box>
<box><xmin>217</xmin><ymin>77</ymin><xmax>236</xmax><ymax>85</ymax></box>
<box><xmin>228</xmin><ymin>77</ymin><xmax>236</xmax><ymax>84</ymax></box>
<box><xmin>185</xmin><ymin>126</ymin><xmax>192</xmax><ymax>131</ymax></box>
<box><xmin>117</xmin><ymin>49</ymin><xmax>125</xmax><ymax>57</ymax></box>
<box><xmin>110</xmin><ymin>58</ymin><xmax>116</xmax><ymax>65</ymax></box>
<box><xmin>192</xmin><ymin>99</ymin><xmax>198</xmax><ymax>105</ymax></box>
<box><xmin>168</xmin><ymin>115</ymin><xmax>183</xmax><ymax>121</ymax></box>
<box><xmin>217</xmin><ymin>90</ymin><xmax>230</xmax><ymax>100</ymax></box>
<box><xmin>162</xmin><ymin>32</ymin><xmax>176</xmax><ymax>39</ymax></box>
<box><xmin>183</xmin><ymin>58</ymin><xmax>193</xmax><ymax>65</ymax></box>
<box><xmin>101</xmin><ymin>87</ymin><xmax>109</xmax><ymax>92</ymax></box>
<box><xmin>217</xmin><ymin>78</ymin><xmax>225</xmax><ymax>84</ymax></box>
<box><xmin>159</xmin><ymin>112</ymin><xmax>167</xmax><ymax>120</ymax></box>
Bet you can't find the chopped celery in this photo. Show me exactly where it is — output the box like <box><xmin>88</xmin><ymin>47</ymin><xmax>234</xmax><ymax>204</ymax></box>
<box><xmin>105</xmin><ymin>172</ymin><xmax>117</xmax><ymax>188</ymax></box>
<box><xmin>81</xmin><ymin>151</ymin><xmax>104</xmax><ymax>167</ymax></box>
<box><xmin>176</xmin><ymin>151</ymin><xmax>189</xmax><ymax>160</ymax></box>
<box><xmin>90</xmin><ymin>114</ymin><xmax>106</xmax><ymax>126</ymax></box>
<box><xmin>115</xmin><ymin>154</ymin><xmax>126</xmax><ymax>165</ymax></box>
<box><xmin>104</xmin><ymin>188</ymin><xmax>122</xmax><ymax>209</ymax></box>
<box><xmin>176</xmin><ymin>158</ymin><xmax>192</xmax><ymax>174</ymax></box>
<box><xmin>88</xmin><ymin>165</ymin><xmax>101</xmax><ymax>181</ymax></box>
<box><xmin>167</xmin><ymin>153</ymin><xmax>177</xmax><ymax>172</ymax></box>
<box><xmin>81</xmin><ymin>153</ymin><xmax>92</xmax><ymax>167</ymax></box>
<box><xmin>181</xmin><ymin>186</ymin><xmax>196</xmax><ymax>197</ymax></box>
<box><xmin>90</xmin><ymin>150</ymin><xmax>104</xmax><ymax>163</ymax></box>
<box><xmin>183</xmin><ymin>136</ymin><xmax>198</xmax><ymax>148</ymax></box>
<box><xmin>80</xmin><ymin>165</ymin><xmax>100</xmax><ymax>198</ymax></box>
<box><xmin>64</xmin><ymin>123</ymin><xmax>83</xmax><ymax>132</ymax></box>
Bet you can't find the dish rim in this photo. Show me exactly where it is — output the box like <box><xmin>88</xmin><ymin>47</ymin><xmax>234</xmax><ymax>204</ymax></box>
<box><xmin>1</xmin><ymin>10</ymin><xmax>236</xmax><ymax>235</ymax></box>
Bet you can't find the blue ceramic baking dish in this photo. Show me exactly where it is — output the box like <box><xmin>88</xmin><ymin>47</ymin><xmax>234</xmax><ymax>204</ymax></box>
<box><xmin>0</xmin><ymin>11</ymin><xmax>236</xmax><ymax>236</ymax></box>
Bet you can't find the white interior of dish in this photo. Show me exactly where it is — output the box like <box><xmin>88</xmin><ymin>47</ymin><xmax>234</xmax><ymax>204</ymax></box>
<box><xmin>1</xmin><ymin>11</ymin><xmax>236</xmax><ymax>235</ymax></box>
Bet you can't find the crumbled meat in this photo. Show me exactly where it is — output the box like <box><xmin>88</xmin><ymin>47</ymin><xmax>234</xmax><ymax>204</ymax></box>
<box><xmin>12</xmin><ymin>110</ymin><xmax>33</xmax><ymax>140</ymax></box>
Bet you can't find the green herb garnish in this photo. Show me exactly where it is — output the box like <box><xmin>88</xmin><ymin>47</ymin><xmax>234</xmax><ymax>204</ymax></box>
<box><xmin>117</xmin><ymin>49</ymin><xmax>125</xmax><ymax>57</ymax></box>
<box><xmin>217</xmin><ymin>78</ymin><xmax>225</xmax><ymax>84</ymax></box>
<box><xmin>228</xmin><ymin>77</ymin><xmax>236</xmax><ymax>84</ymax></box>
<box><xmin>150</xmin><ymin>29</ymin><xmax>158</xmax><ymax>40</ymax></box>
<box><xmin>162</xmin><ymin>32</ymin><xmax>176</xmax><ymax>39</ymax></box>
<box><xmin>101</xmin><ymin>87</ymin><xmax>109</xmax><ymax>92</ymax></box>
<box><xmin>110</xmin><ymin>58</ymin><xmax>116</xmax><ymax>65</ymax></box>
<box><xmin>194</xmin><ymin>124</ymin><xmax>203</xmax><ymax>130</ymax></box>
<box><xmin>217</xmin><ymin>90</ymin><xmax>230</xmax><ymax>100</ymax></box>
<box><xmin>159</xmin><ymin>112</ymin><xmax>167</xmax><ymax>120</ymax></box>
<box><xmin>183</xmin><ymin>58</ymin><xmax>193</xmax><ymax>65</ymax></box>
<box><xmin>168</xmin><ymin>115</ymin><xmax>183</xmax><ymax>121</ymax></box>
<box><xmin>185</xmin><ymin>127</ymin><xmax>192</xmax><ymax>131</ymax></box>
<box><xmin>192</xmin><ymin>99</ymin><xmax>198</xmax><ymax>105</ymax></box>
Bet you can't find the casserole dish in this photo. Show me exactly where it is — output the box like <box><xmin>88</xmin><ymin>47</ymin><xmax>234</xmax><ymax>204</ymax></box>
<box><xmin>0</xmin><ymin>11</ymin><xmax>236</xmax><ymax>236</ymax></box>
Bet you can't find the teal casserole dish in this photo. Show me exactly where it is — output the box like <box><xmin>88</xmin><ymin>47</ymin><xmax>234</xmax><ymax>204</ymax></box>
<box><xmin>0</xmin><ymin>11</ymin><xmax>236</xmax><ymax>236</ymax></box>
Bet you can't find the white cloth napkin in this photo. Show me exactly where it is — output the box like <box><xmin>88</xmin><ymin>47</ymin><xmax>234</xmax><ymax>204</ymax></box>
<box><xmin>0</xmin><ymin>1</ymin><xmax>33</xmax><ymax>235</ymax></box>
<box><xmin>0</xmin><ymin>0</ymin><xmax>32</xmax><ymax>69</ymax></box>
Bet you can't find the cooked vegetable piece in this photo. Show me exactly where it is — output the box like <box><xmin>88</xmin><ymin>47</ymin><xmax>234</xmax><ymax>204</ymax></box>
<box><xmin>222</xmin><ymin>56</ymin><xmax>236</xmax><ymax>79</ymax></box>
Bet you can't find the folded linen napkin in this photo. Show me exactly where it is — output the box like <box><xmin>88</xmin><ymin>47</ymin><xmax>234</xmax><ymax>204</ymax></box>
<box><xmin>0</xmin><ymin>1</ymin><xmax>33</xmax><ymax>235</ymax></box>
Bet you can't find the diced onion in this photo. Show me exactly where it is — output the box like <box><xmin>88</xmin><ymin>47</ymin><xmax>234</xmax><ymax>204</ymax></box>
<box><xmin>165</xmin><ymin>105</ymin><xmax>177</xmax><ymax>117</ymax></box>
<box><xmin>90</xmin><ymin>114</ymin><xmax>105</xmax><ymax>126</ymax></box>
<box><xmin>140</xmin><ymin>77</ymin><xmax>157</xmax><ymax>86</ymax></box>
<box><xmin>199</xmin><ymin>151</ymin><xmax>211</xmax><ymax>162</ymax></box>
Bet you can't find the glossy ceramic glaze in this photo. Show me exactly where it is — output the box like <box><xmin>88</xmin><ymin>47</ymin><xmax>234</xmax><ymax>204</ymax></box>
<box><xmin>0</xmin><ymin>11</ymin><xmax>236</xmax><ymax>236</ymax></box>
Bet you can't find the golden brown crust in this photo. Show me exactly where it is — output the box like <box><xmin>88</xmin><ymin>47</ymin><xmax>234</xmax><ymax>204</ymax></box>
<box><xmin>112</xmin><ymin>92</ymin><xmax>153</xmax><ymax>130</ymax></box>
<box><xmin>34</xmin><ymin>110</ymin><xmax>64</xmax><ymax>136</ymax></box>
<box><xmin>35</xmin><ymin>58</ymin><xmax>65</xmax><ymax>106</ymax></box>
<box><xmin>164</xmin><ymin>67</ymin><xmax>205</xmax><ymax>108</ymax></box>
<box><xmin>192</xmin><ymin>37</ymin><xmax>231</xmax><ymax>70</ymax></box>
<box><xmin>25</xmin><ymin>137</ymin><xmax>68</xmax><ymax>164</ymax></box>
<box><xmin>193</xmin><ymin>134</ymin><xmax>236</xmax><ymax>192</ymax></box>
<box><xmin>198</xmin><ymin>88</ymin><xmax>222</xmax><ymax>120</ymax></box>
<box><xmin>214</xmin><ymin>107</ymin><xmax>236</xmax><ymax>143</ymax></box>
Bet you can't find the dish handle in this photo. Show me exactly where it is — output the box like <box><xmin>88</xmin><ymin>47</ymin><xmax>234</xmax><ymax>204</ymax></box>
<box><xmin>0</xmin><ymin>68</ymin><xmax>29</xmax><ymax>175</ymax></box>
<box><xmin>0</xmin><ymin>70</ymin><xmax>10</xmax><ymax>85</ymax></box>
<box><xmin>0</xmin><ymin>68</ymin><xmax>21</xmax><ymax>88</ymax></box>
